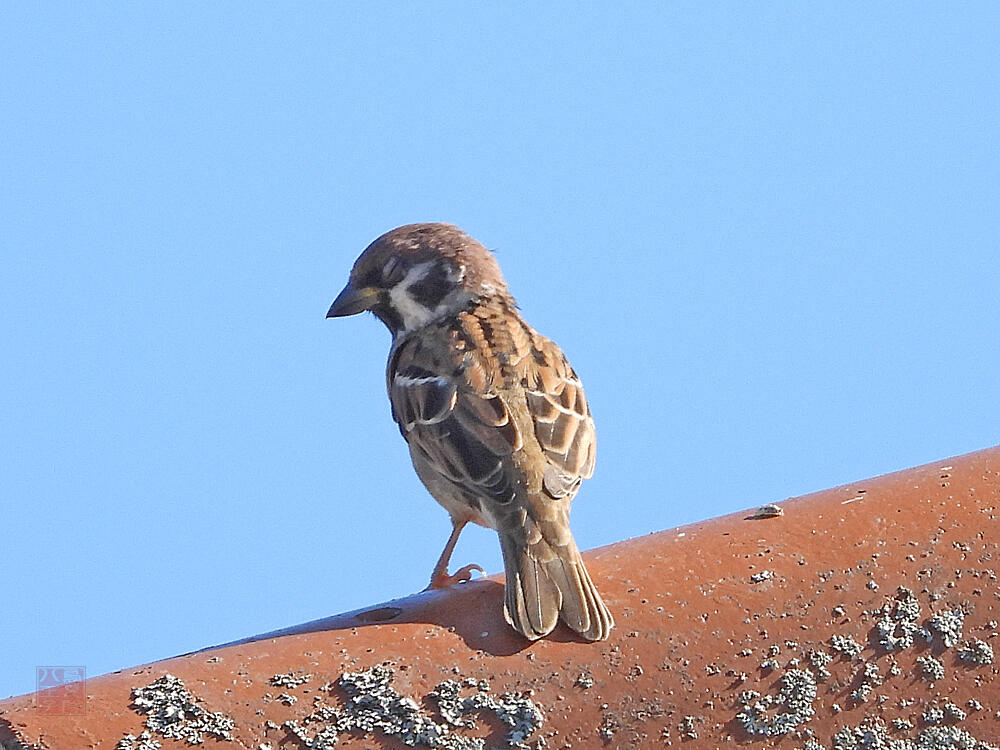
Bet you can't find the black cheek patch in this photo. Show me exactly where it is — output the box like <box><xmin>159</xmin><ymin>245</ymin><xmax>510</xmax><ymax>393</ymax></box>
<box><xmin>407</xmin><ymin>263</ymin><xmax>452</xmax><ymax>309</ymax></box>
<box><xmin>374</xmin><ymin>304</ymin><xmax>404</xmax><ymax>334</ymax></box>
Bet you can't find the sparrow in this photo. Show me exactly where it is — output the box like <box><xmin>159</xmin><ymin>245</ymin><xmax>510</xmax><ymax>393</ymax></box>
<box><xmin>326</xmin><ymin>223</ymin><xmax>613</xmax><ymax>641</ymax></box>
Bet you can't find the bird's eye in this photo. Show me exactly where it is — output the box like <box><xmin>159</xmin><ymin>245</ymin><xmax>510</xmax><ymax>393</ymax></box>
<box><xmin>382</xmin><ymin>257</ymin><xmax>405</xmax><ymax>285</ymax></box>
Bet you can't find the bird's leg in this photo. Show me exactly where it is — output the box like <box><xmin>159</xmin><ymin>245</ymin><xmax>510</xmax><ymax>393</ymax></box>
<box><xmin>425</xmin><ymin>519</ymin><xmax>484</xmax><ymax>589</ymax></box>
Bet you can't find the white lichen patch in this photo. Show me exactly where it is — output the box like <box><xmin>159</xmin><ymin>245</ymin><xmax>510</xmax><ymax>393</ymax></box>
<box><xmin>833</xmin><ymin>717</ymin><xmax>997</xmax><ymax>750</ymax></box>
<box><xmin>735</xmin><ymin>669</ymin><xmax>817</xmax><ymax>736</ymax></box>
<box><xmin>432</xmin><ymin>678</ymin><xmax>543</xmax><ymax>747</ymax></box>
<box><xmin>123</xmin><ymin>674</ymin><xmax>235</xmax><ymax>746</ymax></box>
<box><xmin>808</xmin><ymin>650</ymin><xmax>833</xmax><ymax>681</ymax></box>
<box><xmin>734</xmin><ymin>584</ymin><xmax>997</xmax><ymax>747</ymax></box>
<box><xmin>832</xmin><ymin>716</ymin><xmax>1000</xmax><ymax>750</ymax></box>
<box><xmin>873</xmin><ymin>586</ymin><xmax>927</xmax><ymax>651</ymax></box>
<box><xmin>277</xmin><ymin>665</ymin><xmax>543</xmax><ymax>750</ymax></box>
<box><xmin>750</xmin><ymin>570</ymin><xmax>775</xmax><ymax>584</ymax></box>
<box><xmin>116</xmin><ymin>731</ymin><xmax>162</xmax><ymax>750</ymax></box>
<box><xmin>922</xmin><ymin>705</ymin><xmax>945</xmax><ymax>726</ymax></box>
<box><xmin>927</xmin><ymin>700</ymin><xmax>971</xmax><ymax>725</ymax></box>
<box><xmin>916</xmin><ymin>726</ymin><xmax>999</xmax><ymax>750</ymax></box>
<box><xmin>849</xmin><ymin>661</ymin><xmax>882</xmax><ymax>704</ymax></box>
<box><xmin>831</xmin><ymin>716</ymin><xmax>892</xmax><ymax>749</ymax></box>
<box><xmin>679</xmin><ymin>715</ymin><xmax>699</xmax><ymax>740</ymax></box>
<box><xmin>928</xmin><ymin>609</ymin><xmax>965</xmax><ymax>648</ymax></box>
<box><xmin>829</xmin><ymin>634</ymin><xmax>864</xmax><ymax>658</ymax></box>
<box><xmin>958</xmin><ymin>639</ymin><xmax>994</xmax><ymax>665</ymax></box>
<box><xmin>942</xmin><ymin>701</ymin><xmax>967</xmax><ymax>722</ymax></box>
<box><xmin>269</xmin><ymin>671</ymin><xmax>313</xmax><ymax>689</ymax></box>
<box><xmin>916</xmin><ymin>655</ymin><xmax>945</xmax><ymax>682</ymax></box>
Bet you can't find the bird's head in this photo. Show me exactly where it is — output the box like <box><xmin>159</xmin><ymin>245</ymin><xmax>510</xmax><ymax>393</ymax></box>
<box><xmin>327</xmin><ymin>223</ymin><xmax>511</xmax><ymax>336</ymax></box>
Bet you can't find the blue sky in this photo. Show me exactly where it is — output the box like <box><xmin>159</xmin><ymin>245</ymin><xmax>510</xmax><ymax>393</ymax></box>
<box><xmin>2</xmin><ymin>4</ymin><xmax>998</xmax><ymax>699</ymax></box>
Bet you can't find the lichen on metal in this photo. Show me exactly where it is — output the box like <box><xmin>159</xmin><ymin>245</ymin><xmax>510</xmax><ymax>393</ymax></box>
<box><xmin>116</xmin><ymin>731</ymin><xmax>163</xmax><ymax>750</ymax></box>
<box><xmin>735</xmin><ymin>669</ymin><xmax>818</xmax><ymax>736</ymax></box>
<box><xmin>928</xmin><ymin>609</ymin><xmax>966</xmax><ymax>648</ymax></box>
<box><xmin>120</xmin><ymin>673</ymin><xmax>235</xmax><ymax>747</ymax></box>
<box><xmin>274</xmin><ymin>665</ymin><xmax>543</xmax><ymax>749</ymax></box>
<box><xmin>679</xmin><ymin>714</ymin><xmax>699</xmax><ymax>740</ymax></box>
<box><xmin>760</xmin><ymin>658</ymin><xmax>781</xmax><ymax>672</ymax></box>
<box><xmin>942</xmin><ymin>701</ymin><xmax>968</xmax><ymax>722</ymax></box>
<box><xmin>808</xmin><ymin>650</ymin><xmax>833</xmax><ymax>682</ymax></box>
<box><xmin>830</xmin><ymin>715</ymin><xmax>1000</xmax><ymax>750</ymax></box>
<box><xmin>873</xmin><ymin>586</ymin><xmax>927</xmax><ymax>651</ymax></box>
<box><xmin>958</xmin><ymin>639</ymin><xmax>994</xmax><ymax>666</ymax></box>
<box><xmin>829</xmin><ymin>634</ymin><xmax>864</xmax><ymax>658</ymax></box>
<box><xmin>733</xmin><ymin>576</ymin><xmax>998</xmax><ymax>747</ymax></box>
<box><xmin>849</xmin><ymin>661</ymin><xmax>882</xmax><ymax>704</ymax></box>
<box><xmin>915</xmin><ymin>726</ymin><xmax>999</xmax><ymax>750</ymax></box>
<box><xmin>269</xmin><ymin>671</ymin><xmax>313</xmax><ymax>689</ymax></box>
<box><xmin>573</xmin><ymin>672</ymin><xmax>594</xmax><ymax>689</ymax></box>
<box><xmin>916</xmin><ymin>655</ymin><xmax>946</xmax><ymax>682</ymax></box>
<box><xmin>431</xmin><ymin>677</ymin><xmax>543</xmax><ymax>747</ymax></box>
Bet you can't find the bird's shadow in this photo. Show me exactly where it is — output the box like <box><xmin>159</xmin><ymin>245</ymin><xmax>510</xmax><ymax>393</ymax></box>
<box><xmin>190</xmin><ymin>576</ymin><xmax>591</xmax><ymax>659</ymax></box>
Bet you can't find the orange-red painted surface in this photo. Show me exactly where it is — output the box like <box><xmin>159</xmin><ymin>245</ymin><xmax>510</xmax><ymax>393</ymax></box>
<box><xmin>2</xmin><ymin>447</ymin><xmax>998</xmax><ymax>748</ymax></box>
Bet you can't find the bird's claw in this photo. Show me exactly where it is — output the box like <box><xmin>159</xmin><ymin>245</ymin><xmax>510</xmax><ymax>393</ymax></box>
<box><xmin>426</xmin><ymin>563</ymin><xmax>485</xmax><ymax>590</ymax></box>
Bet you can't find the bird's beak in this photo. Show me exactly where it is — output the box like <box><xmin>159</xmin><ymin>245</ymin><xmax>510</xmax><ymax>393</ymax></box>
<box><xmin>326</xmin><ymin>282</ymin><xmax>382</xmax><ymax>318</ymax></box>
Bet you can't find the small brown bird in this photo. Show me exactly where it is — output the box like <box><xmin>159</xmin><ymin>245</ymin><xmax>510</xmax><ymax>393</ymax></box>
<box><xmin>327</xmin><ymin>223</ymin><xmax>613</xmax><ymax>641</ymax></box>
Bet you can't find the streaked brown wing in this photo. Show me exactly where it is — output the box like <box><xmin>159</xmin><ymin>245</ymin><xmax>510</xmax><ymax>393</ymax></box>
<box><xmin>389</xmin><ymin>335</ymin><xmax>523</xmax><ymax>506</ymax></box>
<box><xmin>523</xmin><ymin>336</ymin><xmax>596</xmax><ymax>499</ymax></box>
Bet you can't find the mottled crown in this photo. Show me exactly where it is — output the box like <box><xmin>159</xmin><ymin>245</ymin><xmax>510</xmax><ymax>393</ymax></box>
<box><xmin>352</xmin><ymin>223</ymin><xmax>510</xmax><ymax>297</ymax></box>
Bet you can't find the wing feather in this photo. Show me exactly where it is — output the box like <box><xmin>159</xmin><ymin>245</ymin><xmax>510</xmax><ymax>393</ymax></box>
<box><xmin>388</xmin><ymin>315</ymin><xmax>595</xmax><ymax>510</ymax></box>
<box><xmin>389</xmin><ymin>334</ymin><xmax>521</xmax><ymax>506</ymax></box>
<box><xmin>523</xmin><ymin>337</ymin><xmax>596</xmax><ymax>500</ymax></box>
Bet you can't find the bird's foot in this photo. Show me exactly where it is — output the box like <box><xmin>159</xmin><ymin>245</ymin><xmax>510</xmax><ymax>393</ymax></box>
<box><xmin>425</xmin><ymin>563</ymin><xmax>484</xmax><ymax>590</ymax></box>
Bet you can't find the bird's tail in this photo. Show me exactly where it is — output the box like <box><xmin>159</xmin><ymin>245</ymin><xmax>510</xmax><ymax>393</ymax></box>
<box><xmin>498</xmin><ymin>530</ymin><xmax>614</xmax><ymax>641</ymax></box>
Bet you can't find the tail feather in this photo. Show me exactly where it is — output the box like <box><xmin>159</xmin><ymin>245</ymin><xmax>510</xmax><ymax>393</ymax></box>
<box><xmin>499</xmin><ymin>532</ymin><xmax>613</xmax><ymax>641</ymax></box>
<box><xmin>574</xmin><ymin>552</ymin><xmax>614</xmax><ymax>641</ymax></box>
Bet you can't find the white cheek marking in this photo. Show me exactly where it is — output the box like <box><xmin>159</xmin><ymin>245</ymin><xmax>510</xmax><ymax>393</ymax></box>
<box><xmin>388</xmin><ymin>262</ymin><xmax>437</xmax><ymax>332</ymax></box>
<box><xmin>388</xmin><ymin>261</ymin><xmax>472</xmax><ymax>335</ymax></box>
